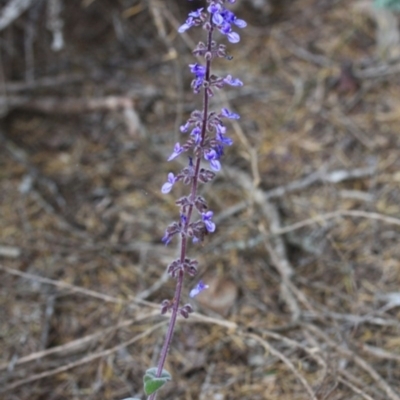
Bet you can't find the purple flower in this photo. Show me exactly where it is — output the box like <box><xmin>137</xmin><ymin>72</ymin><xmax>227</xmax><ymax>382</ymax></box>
<box><xmin>221</xmin><ymin>108</ymin><xmax>240</xmax><ymax>119</ymax></box>
<box><xmin>161</xmin><ymin>221</ymin><xmax>181</xmax><ymax>245</ymax></box>
<box><xmin>192</xmin><ymin>78</ymin><xmax>204</xmax><ymax>93</ymax></box>
<box><xmin>226</xmin><ymin>31</ymin><xmax>240</xmax><ymax>43</ymax></box>
<box><xmin>189</xmin><ymin>280</ymin><xmax>209</xmax><ymax>298</ymax></box>
<box><xmin>216</xmin><ymin>131</ymin><xmax>233</xmax><ymax>146</ymax></box>
<box><xmin>208</xmin><ymin>3</ymin><xmax>246</xmax><ymax>44</ymax></box>
<box><xmin>204</xmin><ymin>149</ymin><xmax>221</xmax><ymax>171</ymax></box>
<box><xmin>218</xmin><ymin>22</ymin><xmax>240</xmax><ymax>43</ymax></box>
<box><xmin>189</xmin><ymin>63</ymin><xmax>206</xmax><ymax>78</ymax></box>
<box><xmin>212</xmin><ymin>12</ymin><xmax>224</xmax><ymax>25</ymax></box>
<box><xmin>161</xmin><ymin>173</ymin><xmax>176</xmax><ymax>194</ymax></box>
<box><xmin>220</xmin><ymin>9</ymin><xmax>247</xmax><ymax>29</ymax></box>
<box><xmin>234</xmin><ymin>19</ymin><xmax>246</xmax><ymax>28</ymax></box>
<box><xmin>215</xmin><ymin>121</ymin><xmax>226</xmax><ymax>134</ymax></box>
<box><xmin>178</xmin><ymin>21</ymin><xmax>194</xmax><ymax>33</ymax></box>
<box><xmin>215</xmin><ymin>144</ymin><xmax>224</xmax><ymax>158</ymax></box>
<box><xmin>220</xmin><ymin>9</ymin><xmax>235</xmax><ymax>23</ymax></box>
<box><xmin>178</xmin><ymin>8</ymin><xmax>204</xmax><ymax>33</ymax></box>
<box><xmin>188</xmin><ymin>8</ymin><xmax>203</xmax><ymax>18</ymax></box>
<box><xmin>207</xmin><ymin>3</ymin><xmax>222</xmax><ymax>14</ymax></box>
<box><xmin>190</xmin><ymin>64</ymin><xmax>207</xmax><ymax>93</ymax></box>
<box><xmin>180</xmin><ymin>121</ymin><xmax>191</xmax><ymax>133</ymax></box>
<box><xmin>168</xmin><ymin>142</ymin><xmax>185</xmax><ymax>161</ymax></box>
<box><xmin>224</xmin><ymin>75</ymin><xmax>243</xmax><ymax>87</ymax></box>
<box><xmin>202</xmin><ymin>211</ymin><xmax>216</xmax><ymax>232</ymax></box>
<box><xmin>180</xmin><ymin>213</ymin><xmax>187</xmax><ymax>224</ymax></box>
<box><xmin>191</xmin><ymin>126</ymin><xmax>202</xmax><ymax>144</ymax></box>
<box><xmin>161</xmin><ymin>233</ymin><xmax>172</xmax><ymax>245</ymax></box>
<box><xmin>226</xmin><ymin>32</ymin><xmax>240</xmax><ymax>43</ymax></box>
<box><xmin>215</xmin><ymin>122</ymin><xmax>232</xmax><ymax>145</ymax></box>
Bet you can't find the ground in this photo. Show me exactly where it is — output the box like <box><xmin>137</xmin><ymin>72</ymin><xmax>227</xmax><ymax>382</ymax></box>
<box><xmin>1</xmin><ymin>0</ymin><xmax>400</xmax><ymax>399</ymax></box>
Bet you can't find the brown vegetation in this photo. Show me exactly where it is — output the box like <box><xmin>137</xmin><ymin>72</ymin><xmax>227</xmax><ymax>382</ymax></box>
<box><xmin>1</xmin><ymin>0</ymin><xmax>400</xmax><ymax>399</ymax></box>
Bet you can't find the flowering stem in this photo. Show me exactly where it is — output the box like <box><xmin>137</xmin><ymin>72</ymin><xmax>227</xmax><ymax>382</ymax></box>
<box><xmin>148</xmin><ymin>18</ymin><xmax>214</xmax><ymax>400</ymax></box>
<box><xmin>146</xmin><ymin>1</ymin><xmax>245</xmax><ymax>397</ymax></box>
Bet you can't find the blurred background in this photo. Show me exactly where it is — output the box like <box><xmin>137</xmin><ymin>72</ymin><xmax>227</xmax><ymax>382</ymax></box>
<box><xmin>1</xmin><ymin>0</ymin><xmax>400</xmax><ymax>399</ymax></box>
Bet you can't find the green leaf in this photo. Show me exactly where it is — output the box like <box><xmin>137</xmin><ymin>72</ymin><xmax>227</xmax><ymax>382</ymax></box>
<box><xmin>143</xmin><ymin>368</ymin><xmax>172</xmax><ymax>396</ymax></box>
<box><xmin>374</xmin><ymin>0</ymin><xmax>400</xmax><ymax>10</ymax></box>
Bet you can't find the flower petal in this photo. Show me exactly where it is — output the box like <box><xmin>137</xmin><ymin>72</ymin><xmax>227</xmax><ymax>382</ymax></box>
<box><xmin>189</xmin><ymin>280</ymin><xmax>209</xmax><ymax>298</ymax></box>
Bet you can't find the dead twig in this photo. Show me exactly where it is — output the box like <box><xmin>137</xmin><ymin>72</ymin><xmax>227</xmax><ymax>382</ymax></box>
<box><xmin>0</xmin><ymin>95</ymin><xmax>145</xmax><ymax>137</ymax></box>
<box><xmin>273</xmin><ymin>209</ymin><xmax>400</xmax><ymax>236</ymax></box>
<box><xmin>304</xmin><ymin>324</ymin><xmax>400</xmax><ymax>400</ymax></box>
<box><xmin>215</xmin><ymin>165</ymin><xmax>376</xmax><ymax>224</ymax></box>
<box><xmin>225</xmin><ymin>165</ymin><xmax>300</xmax><ymax>319</ymax></box>
<box><xmin>0</xmin><ymin>313</ymin><xmax>160</xmax><ymax>372</ymax></box>
<box><xmin>46</xmin><ymin>0</ymin><xmax>64</xmax><ymax>51</ymax></box>
<box><xmin>1</xmin><ymin>73</ymin><xmax>83</xmax><ymax>92</ymax></box>
<box><xmin>227</xmin><ymin>165</ymin><xmax>294</xmax><ymax>278</ymax></box>
<box><xmin>358</xmin><ymin>344</ymin><xmax>400</xmax><ymax>363</ymax></box>
<box><xmin>258</xmin><ymin>327</ymin><xmax>328</xmax><ymax>387</ymax></box>
<box><xmin>302</xmin><ymin>309</ymin><xmax>400</xmax><ymax>329</ymax></box>
<box><xmin>0</xmin><ymin>264</ymin><xmax>160</xmax><ymax>310</ymax></box>
<box><xmin>320</xmin><ymin>109</ymin><xmax>374</xmax><ymax>149</ymax></box>
<box><xmin>0</xmin><ymin>94</ymin><xmax>131</xmax><ymax>112</ymax></box>
<box><xmin>1</xmin><ymin>320</ymin><xmax>167</xmax><ymax>393</ymax></box>
<box><xmin>0</xmin><ymin>264</ymin><xmax>124</xmax><ymax>305</ymax></box>
<box><xmin>147</xmin><ymin>0</ymin><xmax>184</xmax><ymax>139</ymax></box>
<box><xmin>337</xmin><ymin>376</ymin><xmax>375</xmax><ymax>400</ymax></box>
<box><xmin>264</xmin><ymin>165</ymin><xmax>376</xmax><ymax>199</ymax></box>
<box><xmin>272</xmin><ymin>31</ymin><xmax>333</xmax><ymax>68</ymax></box>
<box><xmin>338</xmin><ymin>369</ymin><xmax>384</xmax><ymax>400</ymax></box>
<box><xmin>0</xmin><ymin>245</ymin><xmax>21</xmax><ymax>258</ymax></box>
<box><xmin>0</xmin><ymin>0</ymin><xmax>34</xmax><ymax>31</ymax></box>
<box><xmin>246</xmin><ymin>332</ymin><xmax>318</xmax><ymax>400</ymax></box>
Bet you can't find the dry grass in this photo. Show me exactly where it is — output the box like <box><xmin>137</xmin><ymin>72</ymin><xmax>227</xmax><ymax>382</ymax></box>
<box><xmin>0</xmin><ymin>0</ymin><xmax>400</xmax><ymax>399</ymax></box>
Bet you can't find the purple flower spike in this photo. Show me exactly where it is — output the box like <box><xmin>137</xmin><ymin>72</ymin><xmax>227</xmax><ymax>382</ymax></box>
<box><xmin>161</xmin><ymin>173</ymin><xmax>176</xmax><ymax>194</ymax></box>
<box><xmin>150</xmin><ymin>0</ymin><xmax>244</xmax><ymax>383</ymax></box>
<box><xmin>189</xmin><ymin>280</ymin><xmax>209</xmax><ymax>298</ymax></box>
<box><xmin>202</xmin><ymin>211</ymin><xmax>216</xmax><ymax>232</ymax></box>
<box><xmin>221</xmin><ymin>108</ymin><xmax>240</xmax><ymax>119</ymax></box>
<box><xmin>168</xmin><ymin>142</ymin><xmax>185</xmax><ymax>161</ymax></box>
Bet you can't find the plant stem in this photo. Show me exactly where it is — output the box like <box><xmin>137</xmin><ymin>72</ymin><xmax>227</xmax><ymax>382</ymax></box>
<box><xmin>147</xmin><ymin>20</ymin><xmax>214</xmax><ymax>400</ymax></box>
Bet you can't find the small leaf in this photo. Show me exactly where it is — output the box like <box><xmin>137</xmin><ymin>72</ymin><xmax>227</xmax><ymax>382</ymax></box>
<box><xmin>143</xmin><ymin>368</ymin><xmax>172</xmax><ymax>396</ymax></box>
